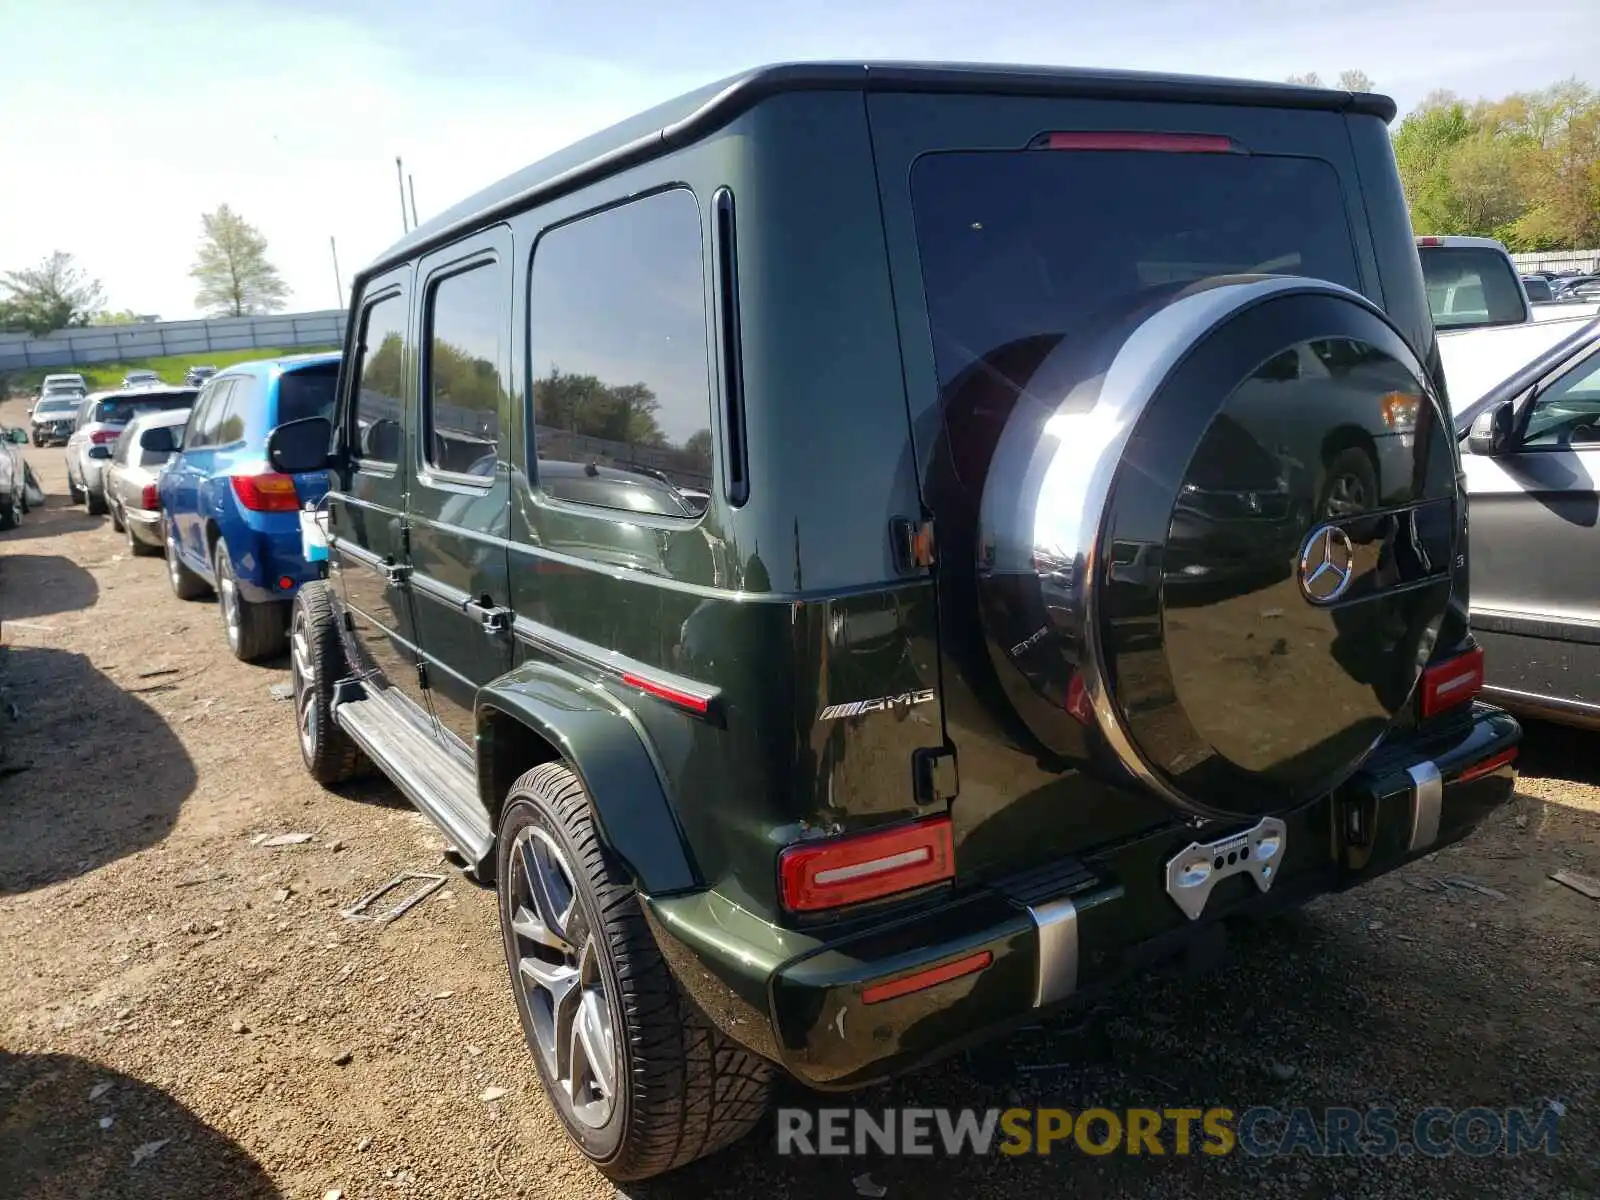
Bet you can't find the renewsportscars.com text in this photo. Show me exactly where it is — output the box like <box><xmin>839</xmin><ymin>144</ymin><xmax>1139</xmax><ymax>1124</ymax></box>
<box><xmin>777</xmin><ymin>1105</ymin><xmax>1563</xmax><ymax>1159</ymax></box>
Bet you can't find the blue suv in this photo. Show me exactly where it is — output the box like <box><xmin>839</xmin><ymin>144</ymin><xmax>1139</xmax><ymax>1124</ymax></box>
<box><xmin>160</xmin><ymin>352</ymin><xmax>339</xmax><ymax>661</ymax></box>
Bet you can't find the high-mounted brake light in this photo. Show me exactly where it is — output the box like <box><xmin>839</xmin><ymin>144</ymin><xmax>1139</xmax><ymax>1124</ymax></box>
<box><xmin>1420</xmin><ymin>647</ymin><xmax>1484</xmax><ymax>719</ymax></box>
<box><xmin>779</xmin><ymin>816</ymin><xmax>954</xmax><ymax>913</ymax></box>
<box><xmin>230</xmin><ymin>471</ymin><xmax>301</xmax><ymax>513</ymax></box>
<box><xmin>1416</xmin><ymin>236</ymin><xmax>1445</xmax><ymax>247</ymax></box>
<box><xmin>1035</xmin><ymin>131</ymin><xmax>1238</xmax><ymax>153</ymax></box>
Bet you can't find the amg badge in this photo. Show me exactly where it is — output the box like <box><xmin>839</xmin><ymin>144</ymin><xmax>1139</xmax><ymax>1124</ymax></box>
<box><xmin>819</xmin><ymin>689</ymin><xmax>935</xmax><ymax>721</ymax></box>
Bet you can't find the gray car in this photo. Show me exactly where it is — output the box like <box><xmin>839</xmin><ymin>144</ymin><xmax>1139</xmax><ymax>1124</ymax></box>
<box><xmin>105</xmin><ymin>408</ymin><xmax>189</xmax><ymax>555</ymax></box>
<box><xmin>1456</xmin><ymin>317</ymin><xmax>1600</xmax><ymax>729</ymax></box>
<box><xmin>65</xmin><ymin>386</ymin><xmax>197</xmax><ymax>515</ymax></box>
<box><xmin>28</xmin><ymin>389</ymin><xmax>84</xmax><ymax>446</ymax></box>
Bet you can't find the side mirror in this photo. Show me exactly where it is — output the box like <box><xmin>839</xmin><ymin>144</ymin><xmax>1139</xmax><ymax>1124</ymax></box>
<box><xmin>8</xmin><ymin>427</ymin><xmax>29</xmax><ymax>444</ymax></box>
<box><xmin>139</xmin><ymin>425</ymin><xmax>177</xmax><ymax>454</ymax></box>
<box><xmin>87</xmin><ymin>444</ymin><xmax>113</xmax><ymax>460</ymax></box>
<box><xmin>1466</xmin><ymin>401</ymin><xmax>1516</xmax><ymax>456</ymax></box>
<box><xmin>267</xmin><ymin>416</ymin><xmax>334</xmax><ymax>474</ymax></box>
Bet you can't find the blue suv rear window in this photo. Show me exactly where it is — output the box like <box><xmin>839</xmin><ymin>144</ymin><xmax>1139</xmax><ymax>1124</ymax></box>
<box><xmin>278</xmin><ymin>364</ymin><xmax>339</xmax><ymax>426</ymax></box>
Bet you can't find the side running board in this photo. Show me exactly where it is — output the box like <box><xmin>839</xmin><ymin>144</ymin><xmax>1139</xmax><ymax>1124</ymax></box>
<box><xmin>334</xmin><ymin>690</ymin><xmax>495</xmax><ymax>875</ymax></box>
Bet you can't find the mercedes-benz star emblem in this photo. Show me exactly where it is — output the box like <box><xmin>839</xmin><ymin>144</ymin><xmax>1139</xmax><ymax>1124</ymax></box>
<box><xmin>1298</xmin><ymin>524</ymin><xmax>1356</xmax><ymax>605</ymax></box>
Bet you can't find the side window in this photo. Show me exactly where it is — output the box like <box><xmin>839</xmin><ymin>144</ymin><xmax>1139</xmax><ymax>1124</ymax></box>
<box><xmin>1524</xmin><ymin>351</ymin><xmax>1600</xmax><ymax>449</ymax></box>
<box><xmin>528</xmin><ymin>189</ymin><xmax>713</xmax><ymax>516</ymax></box>
<box><xmin>424</xmin><ymin>263</ymin><xmax>505</xmax><ymax>477</ymax></box>
<box><xmin>216</xmin><ymin>377</ymin><xmax>252</xmax><ymax>446</ymax></box>
<box><xmin>353</xmin><ymin>293</ymin><xmax>407</xmax><ymax>466</ymax></box>
<box><xmin>186</xmin><ymin>380</ymin><xmax>231</xmax><ymax>450</ymax></box>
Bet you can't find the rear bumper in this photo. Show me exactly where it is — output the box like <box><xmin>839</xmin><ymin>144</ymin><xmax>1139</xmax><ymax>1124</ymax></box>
<box><xmin>646</xmin><ymin>703</ymin><xmax>1520</xmax><ymax>1090</ymax></box>
<box><xmin>125</xmin><ymin>506</ymin><xmax>163</xmax><ymax>546</ymax></box>
<box><xmin>227</xmin><ymin>516</ymin><xmax>317</xmax><ymax>604</ymax></box>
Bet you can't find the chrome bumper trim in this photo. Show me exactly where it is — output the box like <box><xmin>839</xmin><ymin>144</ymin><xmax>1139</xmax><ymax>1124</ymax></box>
<box><xmin>1028</xmin><ymin>895</ymin><xmax>1079</xmax><ymax>1007</ymax></box>
<box><xmin>1406</xmin><ymin>760</ymin><xmax>1443</xmax><ymax>853</ymax></box>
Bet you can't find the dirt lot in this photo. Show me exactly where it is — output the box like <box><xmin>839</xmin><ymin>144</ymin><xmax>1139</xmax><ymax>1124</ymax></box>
<box><xmin>0</xmin><ymin>392</ymin><xmax>1596</xmax><ymax>1200</ymax></box>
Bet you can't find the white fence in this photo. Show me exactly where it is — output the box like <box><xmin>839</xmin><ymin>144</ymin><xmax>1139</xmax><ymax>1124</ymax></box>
<box><xmin>1510</xmin><ymin>249</ymin><xmax>1600</xmax><ymax>274</ymax></box>
<box><xmin>0</xmin><ymin>310</ymin><xmax>348</xmax><ymax>372</ymax></box>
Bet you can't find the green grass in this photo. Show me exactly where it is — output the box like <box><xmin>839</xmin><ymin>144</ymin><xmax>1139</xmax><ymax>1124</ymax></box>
<box><xmin>4</xmin><ymin>346</ymin><xmax>340</xmax><ymax>394</ymax></box>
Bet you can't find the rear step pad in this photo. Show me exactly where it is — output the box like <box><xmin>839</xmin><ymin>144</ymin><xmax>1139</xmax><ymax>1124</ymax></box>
<box><xmin>335</xmin><ymin>692</ymin><xmax>494</xmax><ymax>872</ymax></box>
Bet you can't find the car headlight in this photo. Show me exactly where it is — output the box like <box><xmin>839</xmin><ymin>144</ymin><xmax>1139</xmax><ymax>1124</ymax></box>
<box><xmin>1379</xmin><ymin>391</ymin><xmax>1421</xmax><ymax>432</ymax></box>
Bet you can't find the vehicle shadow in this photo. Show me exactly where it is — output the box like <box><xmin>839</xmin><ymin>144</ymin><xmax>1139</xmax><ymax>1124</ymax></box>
<box><xmin>0</xmin><ymin>1050</ymin><xmax>281</xmax><ymax>1199</ymax></box>
<box><xmin>0</xmin><ymin>508</ymin><xmax>108</xmax><ymax>544</ymax></box>
<box><xmin>1515</xmin><ymin>717</ymin><xmax>1600</xmax><ymax>786</ymax></box>
<box><xmin>0</xmin><ymin>555</ymin><xmax>99</xmax><ymax>620</ymax></box>
<box><xmin>0</xmin><ymin>647</ymin><xmax>196</xmax><ymax>894</ymax></box>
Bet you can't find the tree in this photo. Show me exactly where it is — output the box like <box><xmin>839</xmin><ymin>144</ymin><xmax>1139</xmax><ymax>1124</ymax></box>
<box><xmin>189</xmin><ymin>205</ymin><xmax>289</xmax><ymax>317</ymax></box>
<box><xmin>1285</xmin><ymin>72</ymin><xmax>1322</xmax><ymax>86</ymax></box>
<box><xmin>92</xmin><ymin>309</ymin><xmax>145</xmax><ymax>325</ymax></box>
<box><xmin>1337</xmin><ymin>69</ymin><xmax>1376</xmax><ymax>93</ymax></box>
<box><xmin>0</xmin><ymin>251</ymin><xmax>105</xmax><ymax>335</ymax></box>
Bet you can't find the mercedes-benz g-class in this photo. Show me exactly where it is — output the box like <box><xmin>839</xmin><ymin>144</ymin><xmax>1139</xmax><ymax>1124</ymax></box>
<box><xmin>265</xmin><ymin>62</ymin><xmax>1522</xmax><ymax>1180</ymax></box>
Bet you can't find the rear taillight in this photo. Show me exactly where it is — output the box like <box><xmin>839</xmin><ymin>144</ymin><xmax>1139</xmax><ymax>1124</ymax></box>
<box><xmin>230</xmin><ymin>472</ymin><xmax>300</xmax><ymax>512</ymax></box>
<box><xmin>1034</xmin><ymin>131</ymin><xmax>1238</xmax><ymax>153</ymax></box>
<box><xmin>90</xmin><ymin>429</ymin><xmax>120</xmax><ymax>444</ymax></box>
<box><xmin>778</xmin><ymin>816</ymin><xmax>954</xmax><ymax>913</ymax></box>
<box><xmin>1420</xmin><ymin>647</ymin><xmax>1485</xmax><ymax>719</ymax></box>
<box><xmin>140</xmin><ymin>484</ymin><xmax>159</xmax><ymax>511</ymax></box>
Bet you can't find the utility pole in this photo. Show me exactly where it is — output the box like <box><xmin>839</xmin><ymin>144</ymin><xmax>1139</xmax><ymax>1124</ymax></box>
<box><xmin>395</xmin><ymin>156</ymin><xmax>409</xmax><ymax>233</ymax></box>
<box><xmin>330</xmin><ymin>236</ymin><xmax>344</xmax><ymax>308</ymax></box>
<box><xmin>408</xmin><ymin>175</ymin><xmax>420</xmax><ymax>230</ymax></box>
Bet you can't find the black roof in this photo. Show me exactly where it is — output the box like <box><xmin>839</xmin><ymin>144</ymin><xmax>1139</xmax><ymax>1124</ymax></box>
<box><xmin>366</xmin><ymin>60</ymin><xmax>1397</xmax><ymax>277</ymax></box>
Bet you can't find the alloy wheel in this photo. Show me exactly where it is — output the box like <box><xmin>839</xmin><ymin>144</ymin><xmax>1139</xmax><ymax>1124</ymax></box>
<box><xmin>290</xmin><ymin>611</ymin><xmax>316</xmax><ymax>758</ymax></box>
<box><xmin>508</xmin><ymin>825</ymin><xmax>619</xmax><ymax>1130</ymax></box>
<box><xmin>217</xmin><ymin>554</ymin><xmax>242</xmax><ymax>652</ymax></box>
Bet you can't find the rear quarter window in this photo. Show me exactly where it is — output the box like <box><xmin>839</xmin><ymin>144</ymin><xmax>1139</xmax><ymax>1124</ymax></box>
<box><xmin>911</xmin><ymin>148</ymin><xmax>1360</xmax><ymax>391</ymax></box>
<box><xmin>1419</xmin><ymin>246</ymin><xmax>1526</xmax><ymax>329</ymax></box>
<box><xmin>277</xmin><ymin>364</ymin><xmax>339</xmax><ymax>427</ymax></box>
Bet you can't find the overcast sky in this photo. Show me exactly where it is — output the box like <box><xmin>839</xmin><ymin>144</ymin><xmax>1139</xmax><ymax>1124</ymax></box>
<box><xmin>1</xmin><ymin>0</ymin><xmax>1594</xmax><ymax>320</ymax></box>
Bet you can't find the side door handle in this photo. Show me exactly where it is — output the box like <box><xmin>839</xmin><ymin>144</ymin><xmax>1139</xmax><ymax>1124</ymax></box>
<box><xmin>381</xmin><ymin>556</ymin><xmax>412</xmax><ymax>586</ymax></box>
<box><xmin>464</xmin><ymin>598</ymin><xmax>513</xmax><ymax>635</ymax></box>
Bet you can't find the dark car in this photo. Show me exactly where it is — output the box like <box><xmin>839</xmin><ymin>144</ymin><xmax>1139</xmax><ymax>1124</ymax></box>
<box><xmin>1455</xmin><ymin>317</ymin><xmax>1600</xmax><ymax>729</ymax></box>
<box><xmin>265</xmin><ymin>62</ymin><xmax>1520</xmax><ymax>1181</ymax></box>
<box><xmin>1523</xmin><ymin>275</ymin><xmax>1555</xmax><ymax>304</ymax></box>
<box><xmin>158</xmin><ymin>354</ymin><xmax>338</xmax><ymax>661</ymax></box>
<box><xmin>185</xmin><ymin>365</ymin><xmax>218</xmax><ymax>386</ymax></box>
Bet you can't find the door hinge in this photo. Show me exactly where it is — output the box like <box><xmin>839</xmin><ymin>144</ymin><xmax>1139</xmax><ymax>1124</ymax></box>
<box><xmin>891</xmin><ymin>516</ymin><xmax>936</xmax><ymax>574</ymax></box>
<box><xmin>416</xmin><ymin>661</ymin><xmax>429</xmax><ymax>690</ymax></box>
<box><xmin>913</xmin><ymin>745</ymin><xmax>958</xmax><ymax>806</ymax></box>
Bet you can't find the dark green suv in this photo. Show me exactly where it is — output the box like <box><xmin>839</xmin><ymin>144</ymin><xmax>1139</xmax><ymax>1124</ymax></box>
<box><xmin>267</xmin><ymin>62</ymin><xmax>1522</xmax><ymax>1180</ymax></box>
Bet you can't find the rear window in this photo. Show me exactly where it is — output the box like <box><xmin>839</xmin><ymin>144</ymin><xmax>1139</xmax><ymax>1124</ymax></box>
<box><xmin>911</xmin><ymin>148</ymin><xmax>1360</xmax><ymax>390</ymax></box>
<box><xmin>1419</xmin><ymin>246</ymin><xmax>1526</xmax><ymax>329</ymax></box>
<box><xmin>92</xmin><ymin>392</ymin><xmax>196</xmax><ymax>425</ymax></box>
<box><xmin>277</xmin><ymin>364</ymin><xmax>338</xmax><ymax>426</ymax></box>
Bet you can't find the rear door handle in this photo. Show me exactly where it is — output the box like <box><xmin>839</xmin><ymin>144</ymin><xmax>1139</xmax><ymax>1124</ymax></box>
<box><xmin>464</xmin><ymin>598</ymin><xmax>513</xmax><ymax>634</ymax></box>
<box><xmin>381</xmin><ymin>557</ymin><xmax>412</xmax><ymax>586</ymax></box>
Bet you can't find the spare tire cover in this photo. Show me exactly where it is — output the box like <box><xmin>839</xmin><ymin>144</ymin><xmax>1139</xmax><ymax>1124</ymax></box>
<box><xmin>976</xmin><ymin>277</ymin><xmax>1457</xmax><ymax>821</ymax></box>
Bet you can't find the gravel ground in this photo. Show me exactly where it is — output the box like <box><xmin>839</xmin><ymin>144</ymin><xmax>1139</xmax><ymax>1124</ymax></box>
<box><xmin>0</xmin><ymin>393</ymin><xmax>1596</xmax><ymax>1200</ymax></box>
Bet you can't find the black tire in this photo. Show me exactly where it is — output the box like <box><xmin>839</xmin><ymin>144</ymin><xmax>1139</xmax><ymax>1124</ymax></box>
<box><xmin>85</xmin><ymin>482</ymin><xmax>107</xmax><ymax>516</ymax></box>
<box><xmin>1319</xmin><ymin>445</ymin><xmax>1379</xmax><ymax>519</ymax></box>
<box><xmin>214</xmin><ymin>540</ymin><xmax>286</xmax><ymax>662</ymax></box>
<box><xmin>289</xmin><ymin>582</ymin><xmax>368</xmax><ymax>784</ymax></box>
<box><xmin>31</xmin><ymin>433</ymin><xmax>42</xmax><ymax>448</ymax></box>
<box><xmin>0</xmin><ymin>490</ymin><xmax>19</xmax><ymax>532</ymax></box>
<box><xmin>109</xmin><ymin>498</ymin><xmax>125</xmax><ymax>533</ymax></box>
<box><xmin>164</xmin><ymin>516</ymin><xmax>211</xmax><ymax>601</ymax></box>
<box><xmin>65</xmin><ymin>466</ymin><xmax>82</xmax><ymax>506</ymax></box>
<box><xmin>498</xmin><ymin>764</ymin><xmax>773</xmax><ymax>1182</ymax></box>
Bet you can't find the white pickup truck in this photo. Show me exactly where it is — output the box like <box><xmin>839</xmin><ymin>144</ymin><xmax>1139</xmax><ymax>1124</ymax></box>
<box><xmin>1419</xmin><ymin>235</ymin><xmax>1600</xmax><ymax>412</ymax></box>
